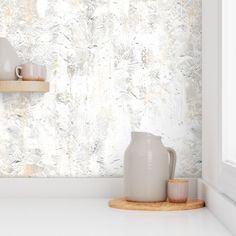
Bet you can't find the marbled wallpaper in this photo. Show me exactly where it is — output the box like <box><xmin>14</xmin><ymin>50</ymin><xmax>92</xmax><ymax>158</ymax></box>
<box><xmin>0</xmin><ymin>0</ymin><xmax>201</xmax><ymax>177</ymax></box>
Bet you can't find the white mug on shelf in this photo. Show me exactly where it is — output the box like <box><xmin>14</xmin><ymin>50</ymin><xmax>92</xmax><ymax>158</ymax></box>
<box><xmin>37</xmin><ymin>65</ymin><xmax>47</xmax><ymax>81</ymax></box>
<box><xmin>15</xmin><ymin>63</ymin><xmax>47</xmax><ymax>81</ymax></box>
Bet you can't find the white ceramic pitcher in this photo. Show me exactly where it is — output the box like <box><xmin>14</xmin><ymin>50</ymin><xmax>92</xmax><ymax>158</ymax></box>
<box><xmin>124</xmin><ymin>132</ymin><xmax>176</xmax><ymax>202</ymax></box>
<box><xmin>0</xmin><ymin>38</ymin><xmax>20</xmax><ymax>80</ymax></box>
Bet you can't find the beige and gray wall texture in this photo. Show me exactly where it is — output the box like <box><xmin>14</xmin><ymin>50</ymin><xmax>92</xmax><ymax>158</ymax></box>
<box><xmin>0</xmin><ymin>0</ymin><xmax>201</xmax><ymax>177</ymax></box>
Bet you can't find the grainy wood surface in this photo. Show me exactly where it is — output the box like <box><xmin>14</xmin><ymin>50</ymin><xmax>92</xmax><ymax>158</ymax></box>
<box><xmin>0</xmin><ymin>81</ymin><xmax>49</xmax><ymax>92</ymax></box>
<box><xmin>109</xmin><ymin>198</ymin><xmax>205</xmax><ymax>211</ymax></box>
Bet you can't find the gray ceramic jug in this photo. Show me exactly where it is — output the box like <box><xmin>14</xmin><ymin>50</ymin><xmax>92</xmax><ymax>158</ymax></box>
<box><xmin>0</xmin><ymin>38</ymin><xmax>20</xmax><ymax>80</ymax></box>
<box><xmin>124</xmin><ymin>132</ymin><xmax>176</xmax><ymax>202</ymax></box>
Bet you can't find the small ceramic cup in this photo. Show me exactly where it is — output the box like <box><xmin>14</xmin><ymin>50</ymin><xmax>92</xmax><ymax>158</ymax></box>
<box><xmin>38</xmin><ymin>65</ymin><xmax>47</xmax><ymax>81</ymax></box>
<box><xmin>168</xmin><ymin>179</ymin><xmax>188</xmax><ymax>203</ymax></box>
<box><xmin>15</xmin><ymin>63</ymin><xmax>47</xmax><ymax>81</ymax></box>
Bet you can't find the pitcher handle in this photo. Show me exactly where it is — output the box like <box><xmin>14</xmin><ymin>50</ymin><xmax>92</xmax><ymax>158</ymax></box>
<box><xmin>167</xmin><ymin>147</ymin><xmax>176</xmax><ymax>179</ymax></box>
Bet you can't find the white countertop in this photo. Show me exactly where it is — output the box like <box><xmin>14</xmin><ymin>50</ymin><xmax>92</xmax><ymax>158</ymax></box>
<box><xmin>0</xmin><ymin>198</ymin><xmax>232</xmax><ymax>236</ymax></box>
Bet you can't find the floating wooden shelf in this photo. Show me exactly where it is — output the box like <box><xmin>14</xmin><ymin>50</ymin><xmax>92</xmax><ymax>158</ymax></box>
<box><xmin>109</xmin><ymin>198</ymin><xmax>205</xmax><ymax>211</ymax></box>
<box><xmin>0</xmin><ymin>80</ymin><xmax>49</xmax><ymax>93</ymax></box>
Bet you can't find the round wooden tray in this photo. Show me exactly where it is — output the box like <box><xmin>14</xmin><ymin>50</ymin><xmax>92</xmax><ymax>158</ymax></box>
<box><xmin>109</xmin><ymin>198</ymin><xmax>205</xmax><ymax>211</ymax></box>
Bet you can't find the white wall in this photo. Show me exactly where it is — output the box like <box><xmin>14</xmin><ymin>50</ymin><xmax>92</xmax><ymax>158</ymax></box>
<box><xmin>200</xmin><ymin>3</ymin><xmax>236</xmax><ymax>234</ymax></box>
<box><xmin>202</xmin><ymin>0</ymin><xmax>220</xmax><ymax>188</ymax></box>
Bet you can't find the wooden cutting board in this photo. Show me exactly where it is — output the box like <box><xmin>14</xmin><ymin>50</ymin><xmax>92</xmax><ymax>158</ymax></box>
<box><xmin>109</xmin><ymin>198</ymin><xmax>205</xmax><ymax>211</ymax></box>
